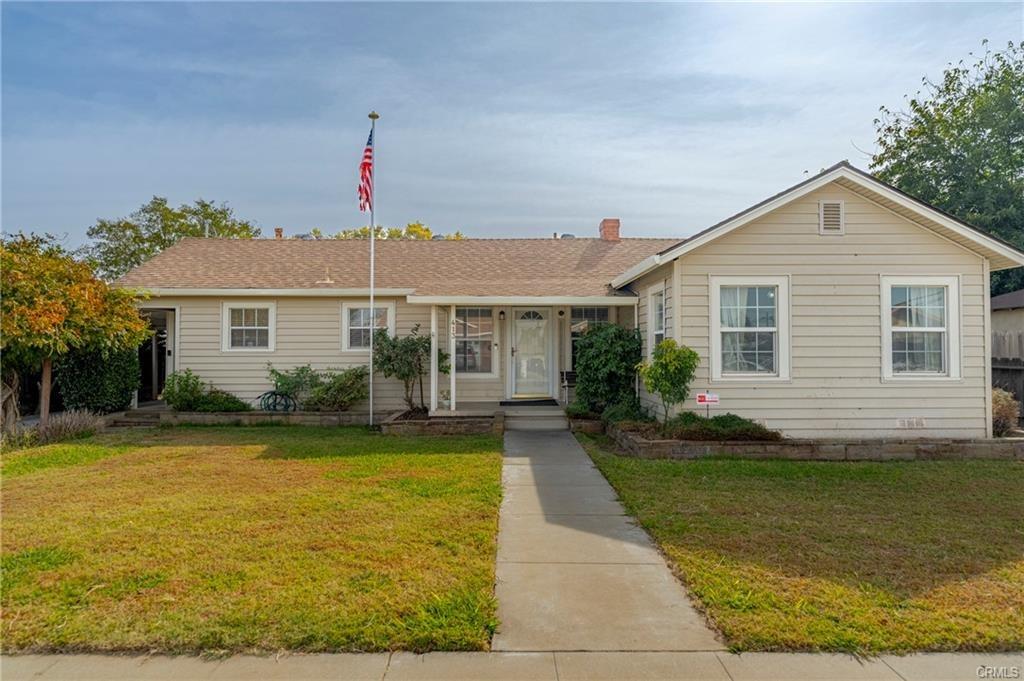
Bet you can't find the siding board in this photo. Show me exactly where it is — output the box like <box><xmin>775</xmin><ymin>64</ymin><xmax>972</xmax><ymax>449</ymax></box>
<box><xmin>632</xmin><ymin>182</ymin><xmax>989</xmax><ymax>438</ymax></box>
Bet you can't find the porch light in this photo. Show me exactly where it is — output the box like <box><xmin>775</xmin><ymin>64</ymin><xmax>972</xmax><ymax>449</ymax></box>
<box><xmin>498</xmin><ymin>310</ymin><xmax>506</xmax><ymax>321</ymax></box>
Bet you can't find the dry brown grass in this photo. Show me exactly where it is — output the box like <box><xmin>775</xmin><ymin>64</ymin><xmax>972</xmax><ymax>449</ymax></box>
<box><xmin>2</xmin><ymin>426</ymin><xmax>502</xmax><ymax>653</ymax></box>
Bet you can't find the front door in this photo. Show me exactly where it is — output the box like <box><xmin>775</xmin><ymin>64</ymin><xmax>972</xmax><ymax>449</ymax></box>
<box><xmin>512</xmin><ymin>308</ymin><xmax>551</xmax><ymax>397</ymax></box>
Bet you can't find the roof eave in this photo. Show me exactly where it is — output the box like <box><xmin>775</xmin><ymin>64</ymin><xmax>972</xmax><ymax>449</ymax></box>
<box><xmin>611</xmin><ymin>164</ymin><xmax>1024</xmax><ymax>288</ymax></box>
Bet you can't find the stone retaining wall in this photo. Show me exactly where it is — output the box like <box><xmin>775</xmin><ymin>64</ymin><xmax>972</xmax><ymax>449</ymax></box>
<box><xmin>153</xmin><ymin>410</ymin><xmax>387</xmax><ymax>427</ymax></box>
<box><xmin>606</xmin><ymin>423</ymin><xmax>1024</xmax><ymax>461</ymax></box>
<box><xmin>569</xmin><ymin>418</ymin><xmax>603</xmax><ymax>434</ymax></box>
<box><xmin>379</xmin><ymin>411</ymin><xmax>503</xmax><ymax>436</ymax></box>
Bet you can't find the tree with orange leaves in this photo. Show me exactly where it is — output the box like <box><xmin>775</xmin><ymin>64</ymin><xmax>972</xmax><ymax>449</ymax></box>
<box><xmin>1</xmin><ymin>234</ymin><xmax>150</xmax><ymax>429</ymax></box>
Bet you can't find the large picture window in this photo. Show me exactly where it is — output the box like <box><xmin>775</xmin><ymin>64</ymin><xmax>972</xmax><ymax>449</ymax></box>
<box><xmin>222</xmin><ymin>303</ymin><xmax>275</xmax><ymax>352</ymax></box>
<box><xmin>881</xmin><ymin>276</ymin><xmax>960</xmax><ymax>379</ymax></box>
<box><xmin>710</xmin><ymin>276</ymin><xmax>790</xmax><ymax>381</ymax></box>
<box><xmin>454</xmin><ymin>307</ymin><xmax>494</xmax><ymax>374</ymax></box>
<box><xmin>341</xmin><ymin>301</ymin><xmax>396</xmax><ymax>351</ymax></box>
<box><xmin>570</xmin><ymin>307</ymin><xmax>609</xmax><ymax>368</ymax></box>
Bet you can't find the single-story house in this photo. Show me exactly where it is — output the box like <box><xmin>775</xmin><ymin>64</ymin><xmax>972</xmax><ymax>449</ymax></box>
<box><xmin>119</xmin><ymin>161</ymin><xmax>1024</xmax><ymax>438</ymax></box>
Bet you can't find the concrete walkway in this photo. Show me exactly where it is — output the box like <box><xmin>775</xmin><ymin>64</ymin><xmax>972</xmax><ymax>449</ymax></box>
<box><xmin>5</xmin><ymin>651</ymin><xmax>1022</xmax><ymax>680</ymax></box>
<box><xmin>493</xmin><ymin>430</ymin><xmax>720</xmax><ymax>652</ymax></box>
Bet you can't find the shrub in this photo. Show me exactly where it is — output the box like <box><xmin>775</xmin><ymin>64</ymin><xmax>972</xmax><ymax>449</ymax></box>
<box><xmin>637</xmin><ymin>339</ymin><xmax>700</xmax><ymax>424</ymax></box>
<box><xmin>267</xmin><ymin>364</ymin><xmax>321</xmax><ymax>405</ymax></box>
<box><xmin>574</xmin><ymin>324</ymin><xmax>642</xmax><ymax>413</ymax></box>
<box><xmin>162</xmin><ymin>370</ymin><xmax>205</xmax><ymax>411</ymax></box>
<box><xmin>305</xmin><ymin>366</ymin><xmax>370</xmax><ymax>411</ymax></box>
<box><xmin>993</xmin><ymin>388</ymin><xmax>1021</xmax><ymax>437</ymax></box>
<box><xmin>55</xmin><ymin>346</ymin><xmax>141</xmax><ymax>414</ymax></box>
<box><xmin>195</xmin><ymin>389</ymin><xmax>252</xmax><ymax>413</ymax></box>
<box><xmin>663</xmin><ymin>412</ymin><xmax>783</xmax><ymax>442</ymax></box>
<box><xmin>600</xmin><ymin>397</ymin><xmax>651</xmax><ymax>424</ymax></box>
<box><xmin>164</xmin><ymin>370</ymin><xmax>250</xmax><ymax>412</ymax></box>
<box><xmin>35</xmin><ymin>409</ymin><xmax>105</xmax><ymax>444</ymax></box>
<box><xmin>3</xmin><ymin>409</ymin><xmax>105</xmax><ymax>451</ymax></box>
<box><xmin>565</xmin><ymin>401</ymin><xmax>599</xmax><ymax>419</ymax></box>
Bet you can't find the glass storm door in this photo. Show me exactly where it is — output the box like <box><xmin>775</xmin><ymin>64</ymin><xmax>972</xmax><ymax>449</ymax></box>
<box><xmin>512</xmin><ymin>308</ymin><xmax>550</xmax><ymax>396</ymax></box>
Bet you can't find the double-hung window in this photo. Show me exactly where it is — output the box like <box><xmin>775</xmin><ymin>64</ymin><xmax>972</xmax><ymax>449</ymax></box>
<box><xmin>454</xmin><ymin>307</ymin><xmax>494</xmax><ymax>374</ymax></box>
<box><xmin>881</xmin><ymin>276</ymin><xmax>960</xmax><ymax>379</ymax></box>
<box><xmin>649</xmin><ymin>288</ymin><xmax>665</xmax><ymax>355</ymax></box>
<box><xmin>341</xmin><ymin>301</ymin><xmax>396</xmax><ymax>351</ymax></box>
<box><xmin>570</xmin><ymin>307</ymin><xmax>609</xmax><ymax>368</ymax></box>
<box><xmin>222</xmin><ymin>303</ymin><xmax>275</xmax><ymax>351</ymax></box>
<box><xmin>710</xmin><ymin>276</ymin><xmax>790</xmax><ymax>380</ymax></box>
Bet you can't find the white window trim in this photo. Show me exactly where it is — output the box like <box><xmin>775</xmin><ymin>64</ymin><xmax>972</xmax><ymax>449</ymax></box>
<box><xmin>818</xmin><ymin>199</ymin><xmax>845</xmax><ymax>236</ymax></box>
<box><xmin>221</xmin><ymin>301</ymin><xmax>276</xmax><ymax>353</ymax></box>
<box><xmin>880</xmin><ymin>275</ymin><xmax>961</xmax><ymax>381</ymax></box>
<box><xmin>453</xmin><ymin>306</ymin><xmax>499</xmax><ymax>379</ymax></box>
<box><xmin>647</xmin><ymin>285</ymin><xmax>666</xmax><ymax>358</ymax></box>
<box><xmin>710</xmin><ymin>276</ymin><xmax>791</xmax><ymax>382</ymax></box>
<box><xmin>341</xmin><ymin>300</ymin><xmax>397</xmax><ymax>353</ymax></box>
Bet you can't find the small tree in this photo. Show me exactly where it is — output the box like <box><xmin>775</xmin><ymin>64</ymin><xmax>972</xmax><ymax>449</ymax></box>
<box><xmin>637</xmin><ymin>339</ymin><xmax>700</xmax><ymax>425</ymax></box>
<box><xmin>1</xmin><ymin>234</ymin><xmax>150</xmax><ymax>429</ymax></box>
<box><xmin>372</xmin><ymin>325</ymin><xmax>450</xmax><ymax>411</ymax></box>
<box><xmin>573</xmin><ymin>324</ymin><xmax>643</xmax><ymax>413</ymax></box>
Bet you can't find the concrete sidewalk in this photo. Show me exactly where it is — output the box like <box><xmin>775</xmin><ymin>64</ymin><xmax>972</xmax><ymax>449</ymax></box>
<box><xmin>493</xmin><ymin>430</ymin><xmax>720</xmax><ymax>652</ymax></box>
<box><xmin>4</xmin><ymin>651</ymin><xmax>1022</xmax><ymax>681</ymax></box>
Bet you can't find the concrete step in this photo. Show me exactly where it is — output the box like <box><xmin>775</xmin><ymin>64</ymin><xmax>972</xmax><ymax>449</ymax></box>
<box><xmin>505</xmin><ymin>415</ymin><xmax>570</xmax><ymax>431</ymax></box>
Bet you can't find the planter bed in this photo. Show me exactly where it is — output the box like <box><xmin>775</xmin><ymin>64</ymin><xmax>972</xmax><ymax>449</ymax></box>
<box><xmin>607</xmin><ymin>422</ymin><xmax>1024</xmax><ymax>461</ymax></box>
<box><xmin>379</xmin><ymin>410</ymin><xmax>503</xmax><ymax>435</ymax></box>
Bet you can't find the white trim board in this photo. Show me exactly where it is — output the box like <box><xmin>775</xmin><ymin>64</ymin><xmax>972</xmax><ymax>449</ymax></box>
<box><xmin>135</xmin><ymin>287</ymin><xmax>416</xmax><ymax>297</ymax></box>
<box><xmin>879</xmin><ymin>275</ymin><xmax>962</xmax><ymax>381</ymax></box>
<box><xmin>341</xmin><ymin>300</ymin><xmax>397</xmax><ymax>353</ymax></box>
<box><xmin>709</xmin><ymin>275</ymin><xmax>791</xmax><ymax>382</ymax></box>
<box><xmin>407</xmin><ymin>295</ymin><xmax>638</xmax><ymax>306</ymax></box>
<box><xmin>221</xmin><ymin>301</ymin><xmax>277</xmax><ymax>353</ymax></box>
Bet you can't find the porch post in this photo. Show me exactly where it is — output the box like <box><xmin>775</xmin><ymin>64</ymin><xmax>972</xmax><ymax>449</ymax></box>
<box><xmin>449</xmin><ymin>304</ymin><xmax>457</xmax><ymax>411</ymax></box>
<box><xmin>430</xmin><ymin>305</ymin><xmax>439</xmax><ymax>412</ymax></box>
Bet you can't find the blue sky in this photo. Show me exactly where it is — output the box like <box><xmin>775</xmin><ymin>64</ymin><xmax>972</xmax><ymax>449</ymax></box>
<box><xmin>3</xmin><ymin>2</ymin><xmax>1021</xmax><ymax>246</ymax></box>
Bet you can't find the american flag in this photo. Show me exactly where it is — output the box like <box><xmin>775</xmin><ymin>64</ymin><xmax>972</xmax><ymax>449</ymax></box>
<box><xmin>358</xmin><ymin>129</ymin><xmax>374</xmax><ymax>213</ymax></box>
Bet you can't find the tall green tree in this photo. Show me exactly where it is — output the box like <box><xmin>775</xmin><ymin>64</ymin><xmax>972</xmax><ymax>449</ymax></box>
<box><xmin>80</xmin><ymin>197</ymin><xmax>260</xmax><ymax>280</ymax></box>
<box><xmin>332</xmin><ymin>222</ymin><xmax>465</xmax><ymax>240</ymax></box>
<box><xmin>1</xmin><ymin>234</ymin><xmax>150</xmax><ymax>428</ymax></box>
<box><xmin>871</xmin><ymin>40</ymin><xmax>1024</xmax><ymax>295</ymax></box>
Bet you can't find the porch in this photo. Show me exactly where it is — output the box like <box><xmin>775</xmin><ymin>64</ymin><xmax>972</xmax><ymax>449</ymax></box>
<box><xmin>416</xmin><ymin>300</ymin><xmax>637</xmax><ymax>414</ymax></box>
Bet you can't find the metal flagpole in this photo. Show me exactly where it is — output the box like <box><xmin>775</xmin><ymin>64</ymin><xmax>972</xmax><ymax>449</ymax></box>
<box><xmin>368</xmin><ymin>111</ymin><xmax>379</xmax><ymax>426</ymax></box>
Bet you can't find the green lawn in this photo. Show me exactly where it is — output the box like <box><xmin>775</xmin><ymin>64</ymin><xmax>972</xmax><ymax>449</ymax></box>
<box><xmin>577</xmin><ymin>433</ymin><xmax>1024</xmax><ymax>654</ymax></box>
<box><xmin>1</xmin><ymin>426</ymin><xmax>503</xmax><ymax>653</ymax></box>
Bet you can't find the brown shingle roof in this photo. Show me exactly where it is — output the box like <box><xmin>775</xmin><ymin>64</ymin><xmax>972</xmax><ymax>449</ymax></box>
<box><xmin>992</xmin><ymin>288</ymin><xmax>1024</xmax><ymax>311</ymax></box>
<box><xmin>118</xmin><ymin>237</ymin><xmax>680</xmax><ymax>297</ymax></box>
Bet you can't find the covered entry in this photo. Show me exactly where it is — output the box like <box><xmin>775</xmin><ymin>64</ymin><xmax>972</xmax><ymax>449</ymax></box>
<box><xmin>417</xmin><ymin>298</ymin><xmax>638</xmax><ymax>414</ymax></box>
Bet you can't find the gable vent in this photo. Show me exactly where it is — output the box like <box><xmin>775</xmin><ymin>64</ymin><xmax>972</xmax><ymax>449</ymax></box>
<box><xmin>819</xmin><ymin>200</ymin><xmax>844</xmax><ymax>235</ymax></box>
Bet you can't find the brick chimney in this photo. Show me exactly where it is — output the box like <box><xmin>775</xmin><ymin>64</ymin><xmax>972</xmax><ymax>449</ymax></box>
<box><xmin>599</xmin><ymin>218</ymin><xmax>620</xmax><ymax>242</ymax></box>
<box><xmin>274</xmin><ymin>227</ymin><xmax>283</xmax><ymax>240</ymax></box>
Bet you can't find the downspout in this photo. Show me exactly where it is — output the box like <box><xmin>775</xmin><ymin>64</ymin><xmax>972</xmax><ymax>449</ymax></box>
<box><xmin>635</xmin><ymin>294</ymin><xmax>640</xmax><ymax>400</ymax></box>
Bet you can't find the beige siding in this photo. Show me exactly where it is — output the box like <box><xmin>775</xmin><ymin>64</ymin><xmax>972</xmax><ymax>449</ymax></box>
<box><xmin>634</xmin><ymin>182</ymin><xmax>989</xmax><ymax>438</ymax></box>
<box><xmin>147</xmin><ymin>296</ymin><xmax>433</xmax><ymax>410</ymax></box>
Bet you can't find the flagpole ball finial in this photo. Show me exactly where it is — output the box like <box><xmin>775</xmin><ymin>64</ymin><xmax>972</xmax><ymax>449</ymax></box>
<box><xmin>368</xmin><ymin>111</ymin><xmax>380</xmax><ymax>120</ymax></box>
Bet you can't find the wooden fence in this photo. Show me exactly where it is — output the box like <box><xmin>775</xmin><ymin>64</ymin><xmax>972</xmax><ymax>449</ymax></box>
<box><xmin>993</xmin><ymin>331</ymin><xmax>1024</xmax><ymax>422</ymax></box>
